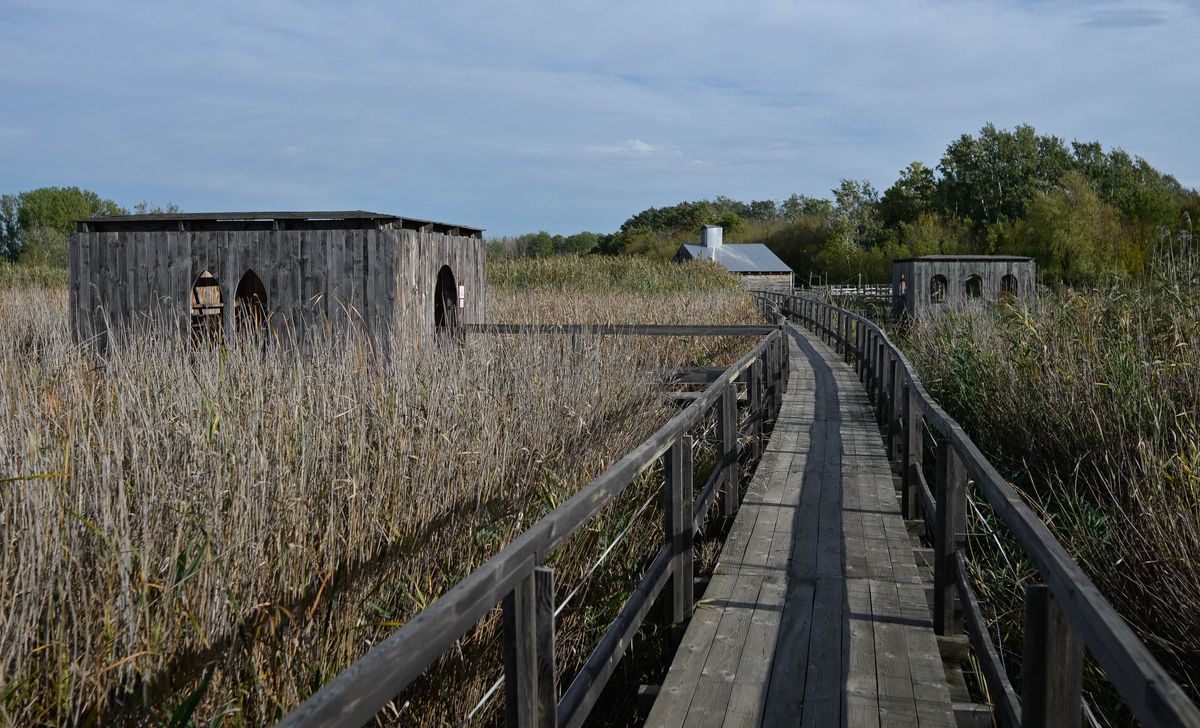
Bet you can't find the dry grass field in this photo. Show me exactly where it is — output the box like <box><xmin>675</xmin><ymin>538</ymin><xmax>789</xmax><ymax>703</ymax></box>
<box><xmin>0</xmin><ymin>258</ymin><xmax>760</xmax><ymax>725</ymax></box>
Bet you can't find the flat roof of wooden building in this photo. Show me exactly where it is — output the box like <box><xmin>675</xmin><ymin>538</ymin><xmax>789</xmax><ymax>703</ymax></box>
<box><xmin>76</xmin><ymin>211</ymin><xmax>484</xmax><ymax>237</ymax></box>
<box><xmin>892</xmin><ymin>255</ymin><xmax>1033</xmax><ymax>263</ymax></box>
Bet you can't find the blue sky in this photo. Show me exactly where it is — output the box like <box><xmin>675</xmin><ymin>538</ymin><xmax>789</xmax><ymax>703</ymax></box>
<box><xmin>1</xmin><ymin>0</ymin><xmax>1197</xmax><ymax>236</ymax></box>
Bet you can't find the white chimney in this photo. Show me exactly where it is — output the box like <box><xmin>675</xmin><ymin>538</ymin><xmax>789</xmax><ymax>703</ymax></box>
<box><xmin>700</xmin><ymin>225</ymin><xmax>723</xmax><ymax>247</ymax></box>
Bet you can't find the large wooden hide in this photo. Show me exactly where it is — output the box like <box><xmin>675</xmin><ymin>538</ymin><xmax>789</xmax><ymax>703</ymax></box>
<box><xmin>891</xmin><ymin>256</ymin><xmax>1035</xmax><ymax>318</ymax></box>
<box><xmin>68</xmin><ymin>212</ymin><xmax>486</xmax><ymax>350</ymax></box>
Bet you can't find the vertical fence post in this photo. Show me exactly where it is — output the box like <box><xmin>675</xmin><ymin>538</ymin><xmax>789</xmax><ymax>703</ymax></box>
<box><xmin>504</xmin><ymin>567</ymin><xmax>558</xmax><ymax>727</ymax></box>
<box><xmin>843</xmin><ymin>313</ymin><xmax>852</xmax><ymax>364</ymax></box>
<box><xmin>750</xmin><ymin>359</ymin><xmax>763</xmax><ymax>460</ymax></box>
<box><xmin>876</xmin><ymin>341</ymin><xmax>889</xmax><ymax>423</ymax></box>
<box><xmin>890</xmin><ymin>357</ymin><xmax>904</xmax><ymax>462</ymax></box>
<box><xmin>1022</xmin><ymin>585</ymin><xmax>1084</xmax><ymax>728</ymax></box>
<box><xmin>856</xmin><ymin>323</ymin><xmax>864</xmax><ymax>380</ymax></box>
<box><xmin>720</xmin><ymin>381</ymin><xmax>740</xmax><ymax>518</ymax></box>
<box><xmin>901</xmin><ymin>382</ymin><xmax>922</xmax><ymax>520</ymax></box>
<box><xmin>933</xmin><ymin>439</ymin><xmax>966</xmax><ymax>636</ymax></box>
<box><xmin>666</xmin><ymin>435</ymin><xmax>694</xmax><ymax>631</ymax></box>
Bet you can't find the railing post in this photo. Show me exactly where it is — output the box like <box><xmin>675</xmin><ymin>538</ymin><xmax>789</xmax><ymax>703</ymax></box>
<box><xmin>666</xmin><ymin>436</ymin><xmax>694</xmax><ymax>631</ymax></box>
<box><xmin>504</xmin><ymin>567</ymin><xmax>558</xmax><ymax>727</ymax></box>
<box><xmin>934</xmin><ymin>439</ymin><xmax>966</xmax><ymax>636</ymax></box>
<box><xmin>1022</xmin><ymin>585</ymin><xmax>1084</xmax><ymax>728</ymax></box>
<box><xmin>901</xmin><ymin>382</ymin><xmax>922</xmax><ymax>520</ymax></box>
<box><xmin>876</xmin><ymin>341</ymin><xmax>889</xmax><ymax>423</ymax></box>
<box><xmin>856</xmin><ymin>323</ymin><xmax>864</xmax><ymax>380</ymax></box>
<box><xmin>843</xmin><ymin>313</ymin><xmax>852</xmax><ymax>364</ymax></box>
<box><xmin>889</xmin><ymin>356</ymin><xmax>904</xmax><ymax>461</ymax></box>
<box><xmin>750</xmin><ymin>359</ymin><xmax>763</xmax><ymax>460</ymax></box>
<box><xmin>719</xmin><ymin>382</ymin><xmax>739</xmax><ymax>518</ymax></box>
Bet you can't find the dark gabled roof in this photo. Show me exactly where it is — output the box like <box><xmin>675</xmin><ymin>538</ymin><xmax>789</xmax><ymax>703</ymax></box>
<box><xmin>678</xmin><ymin>243</ymin><xmax>792</xmax><ymax>274</ymax></box>
<box><xmin>76</xmin><ymin>211</ymin><xmax>484</xmax><ymax>237</ymax></box>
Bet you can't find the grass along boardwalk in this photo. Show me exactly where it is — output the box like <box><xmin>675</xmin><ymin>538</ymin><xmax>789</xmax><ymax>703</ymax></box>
<box><xmin>646</xmin><ymin>323</ymin><xmax>955</xmax><ymax>727</ymax></box>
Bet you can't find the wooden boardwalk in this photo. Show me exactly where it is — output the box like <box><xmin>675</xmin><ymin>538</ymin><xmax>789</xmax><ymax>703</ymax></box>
<box><xmin>647</xmin><ymin>324</ymin><xmax>956</xmax><ymax>728</ymax></box>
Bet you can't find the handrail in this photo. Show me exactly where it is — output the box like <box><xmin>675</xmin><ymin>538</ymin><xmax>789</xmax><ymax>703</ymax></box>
<box><xmin>277</xmin><ymin>321</ymin><xmax>789</xmax><ymax>727</ymax></box>
<box><xmin>761</xmin><ymin>290</ymin><xmax>1200</xmax><ymax>728</ymax></box>
<box><xmin>465</xmin><ymin>323</ymin><xmax>776</xmax><ymax>337</ymax></box>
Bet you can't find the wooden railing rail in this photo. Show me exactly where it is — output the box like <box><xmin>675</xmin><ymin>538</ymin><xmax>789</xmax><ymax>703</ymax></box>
<box><xmin>759</xmin><ymin>290</ymin><xmax>1200</xmax><ymax>728</ymax></box>
<box><xmin>464</xmin><ymin>323</ymin><xmax>776</xmax><ymax>337</ymax></box>
<box><xmin>277</xmin><ymin>320</ymin><xmax>789</xmax><ymax>728</ymax></box>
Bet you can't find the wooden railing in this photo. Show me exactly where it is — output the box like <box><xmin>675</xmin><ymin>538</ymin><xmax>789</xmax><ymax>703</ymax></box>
<box><xmin>759</xmin><ymin>291</ymin><xmax>1200</xmax><ymax>728</ymax></box>
<box><xmin>276</xmin><ymin>321</ymin><xmax>789</xmax><ymax>728</ymax></box>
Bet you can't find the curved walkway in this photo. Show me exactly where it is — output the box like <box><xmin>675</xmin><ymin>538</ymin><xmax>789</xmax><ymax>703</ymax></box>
<box><xmin>646</xmin><ymin>324</ymin><xmax>956</xmax><ymax>728</ymax></box>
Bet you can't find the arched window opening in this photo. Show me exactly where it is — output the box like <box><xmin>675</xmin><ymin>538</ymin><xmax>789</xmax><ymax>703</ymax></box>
<box><xmin>1001</xmin><ymin>274</ymin><xmax>1018</xmax><ymax>297</ymax></box>
<box><xmin>235</xmin><ymin>270</ymin><xmax>269</xmax><ymax>333</ymax></box>
<box><xmin>434</xmin><ymin>265</ymin><xmax>458</xmax><ymax>331</ymax></box>
<box><xmin>191</xmin><ymin>271</ymin><xmax>224</xmax><ymax>344</ymax></box>
<box><xmin>898</xmin><ymin>274</ymin><xmax>907</xmax><ymax>296</ymax></box>
<box><xmin>964</xmin><ymin>274</ymin><xmax>983</xmax><ymax>299</ymax></box>
<box><xmin>930</xmin><ymin>274</ymin><xmax>947</xmax><ymax>304</ymax></box>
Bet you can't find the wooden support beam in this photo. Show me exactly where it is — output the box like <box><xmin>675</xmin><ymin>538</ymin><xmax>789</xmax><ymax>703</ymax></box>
<box><xmin>504</xmin><ymin>567</ymin><xmax>558</xmax><ymax>727</ymax></box>
<box><xmin>934</xmin><ymin>441</ymin><xmax>966</xmax><ymax>636</ymax></box>
<box><xmin>666</xmin><ymin>436</ymin><xmax>694</xmax><ymax>628</ymax></box>
<box><xmin>1022</xmin><ymin>584</ymin><xmax>1084</xmax><ymax>728</ymax></box>
<box><xmin>720</xmin><ymin>383</ymin><xmax>739</xmax><ymax>518</ymax></box>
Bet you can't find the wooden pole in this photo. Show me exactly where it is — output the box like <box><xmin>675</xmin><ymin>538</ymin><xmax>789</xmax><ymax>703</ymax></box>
<box><xmin>720</xmin><ymin>382</ymin><xmax>739</xmax><ymax>518</ymax></box>
<box><xmin>750</xmin><ymin>359</ymin><xmax>762</xmax><ymax>460</ymax></box>
<box><xmin>902</xmin><ymin>383</ymin><xmax>922</xmax><ymax>520</ymax></box>
<box><xmin>504</xmin><ymin>567</ymin><xmax>558</xmax><ymax>727</ymax></box>
<box><xmin>666</xmin><ymin>436</ymin><xmax>694</xmax><ymax>630</ymax></box>
<box><xmin>1022</xmin><ymin>584</ymin><xmax>1084</xmax><ymax>728</ymax></box>
<box><xmin>934</xmin><ymin>440</ymin><xmax>966</xmax><ymax>636</ymax></box>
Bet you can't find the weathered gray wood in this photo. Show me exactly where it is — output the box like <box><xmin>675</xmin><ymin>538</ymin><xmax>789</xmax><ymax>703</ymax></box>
<box><xmin>504</xmin><ymin>571</ymin><xmax>538</xmax><ymax>728</ymax></box>
<box><xmin>667</xmin><ymin>436</ymin><xmax>694</xmax><ymax>627</ymax></box>
<box><xmin>902</xmin><ymin>385</ymin><xmax>922</xmax><ymax>520</ymax></box>
<box><xmin>468</xmin><ymin>323</ymin><xmax>776</xmax><ymax>337</ymax></box>
<box><xmin>934</xmin><ymin>440</ymin><xmax>965</xmax><ymax>636</ymax></box>
<box><xmin>1022</xmin><ymin>584</ymin><xmax>1083</xmax><ymax>728</ymax></box>
<box><xmin>956</xmin><ymin>557</ymin><xmax>1020</xmax><ymax>727</ymax></box>
<box><xmin>720</xmin><ymin>383</ymin><xmax>739</xmax><ymax>518</ymax></box>
<box><xmin>277</xmin><ymin>330</ymin><xmax>782</xmax><ymax>728</ymax></box>
<box><xmin>559</xmin><ymin>546</ymin><xmax>672</xmax><ymax>728</ymax></box>
<box><xmin>535</xmin><ymin>568</ymin><xmax>558</xmax><ymax>728</ymax></box>
<box><xmin>777</xmin><ymin>295</ymin><xmax>1200</xmax><ymax>728</ymax></box>
<box><xmin>749</xmin><ymin>360</ymin><xmax>762</xmax><ymax>460</ymax></box>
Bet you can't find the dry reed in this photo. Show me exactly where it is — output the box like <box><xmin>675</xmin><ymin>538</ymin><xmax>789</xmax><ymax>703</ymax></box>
<box><xmin>0</xmin><ymin>265</ymin><xmax>759</xmax><ymax>725</ymax></box>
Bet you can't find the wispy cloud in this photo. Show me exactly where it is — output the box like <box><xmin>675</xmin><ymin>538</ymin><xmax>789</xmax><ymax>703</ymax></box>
<box><xmin>0</xmin><ymin>0</ymin><xmax>1197</xmax><ymax>235</ymax></box>
<box><xmin>1078</xmin><ymin>8</ymin><xmax>1169</xmax><ymax>28</ymax></box>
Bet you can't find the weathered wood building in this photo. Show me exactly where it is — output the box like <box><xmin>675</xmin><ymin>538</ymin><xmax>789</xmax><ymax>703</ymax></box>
<box><xmin>891</xmin><ymin>255</ymin><xmax>1036</xmax><ymax>317</ymax></box>
<box><xmin>69</xmin><ymin>211</ymin><xmax>485</xmax><ymax>349</ymax></box>
<box><xmin>673</xmin><ymin>225</ymin><xmax>794</xmax><ymax>293</ymax></box>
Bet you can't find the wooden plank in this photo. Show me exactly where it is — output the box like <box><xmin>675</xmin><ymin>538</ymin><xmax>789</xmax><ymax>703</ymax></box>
<box><xmin>667</xmin><ymin>436</ymin><xmax>694</xmax><ymax>627</ymax></box>
<box><xmin>1022</xmin><ymin>584</ymin><xmax>1083</xmax><ymax>728</ymax></box>
<box><xmin>504</xmin><ymin>571</ymin><xmax>538</xmax><ymax>728</ymax></box>
<box><xmin>465</xmin><ymin>323</ymin><xmax>777</xmax><ymax>337</ymax></box>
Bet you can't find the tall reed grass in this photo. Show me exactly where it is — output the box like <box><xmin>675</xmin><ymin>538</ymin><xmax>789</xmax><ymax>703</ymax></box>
<box><xmin>901</xmin><ymin>281</ymin><xmax>1200</xmax><ymax>706</ymax></box>
<box><xmin>0</xmin><ymin>260</ymin><xmax>759</xmax><ymax>725</ymax></box>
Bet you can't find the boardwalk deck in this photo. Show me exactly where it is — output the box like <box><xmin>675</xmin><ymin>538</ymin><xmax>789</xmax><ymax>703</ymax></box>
<box><xmin>646</xmin><ymin>324</ymin><xmax>956</xmax><ymax>728</ymax></box>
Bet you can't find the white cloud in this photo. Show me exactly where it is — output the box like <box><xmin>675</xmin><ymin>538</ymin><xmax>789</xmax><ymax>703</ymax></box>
<box><xmin>0</xmin><ymin>0</ymin><xmax>1197</xmax><ymax>234</ymax></box>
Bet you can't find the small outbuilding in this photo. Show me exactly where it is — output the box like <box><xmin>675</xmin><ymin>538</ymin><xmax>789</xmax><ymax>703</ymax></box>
<box><xmin>891</xmin><ymin>255</ymin><xmax>1036</xmax><ymax>318</ymax></box>
<box><xmin>673</xmin><ymin>225</ymin><xmax>793</xmax><ymax>293</ymax></box>
<box><xmin>69</xmin><ymin>211</ymin><xmax>485</xmax><ymax>350</ymax></box>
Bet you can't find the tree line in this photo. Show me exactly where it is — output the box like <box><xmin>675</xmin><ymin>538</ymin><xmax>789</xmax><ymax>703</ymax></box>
<box><xmin>0</xmin><ymin>187</ymin><xmax>178</xmax><ymax>267</ymax></box>
<box><xmin>496</xmin><ymin>123</ymin><xmax>1199</xmax><ymax>286</ymax></box>
<box><xmin>8</xmin><ymin>124</ymin><xmax>1197</xmax><ymax>287</ymax></box>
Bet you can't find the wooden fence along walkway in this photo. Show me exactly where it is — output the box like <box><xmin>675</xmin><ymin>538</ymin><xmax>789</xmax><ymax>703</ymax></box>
<box><xmin>275</xmin><ymin>301</ymin><xmax>1200</xmax><ymax>728</ymax></box>
<box><xmin>645</xmin><ymin>323</ymin><xmax>955</xmax><ymax>727</ymax></box>
<box><xmin>768</xmin><ymin>293</ymin><xmax>1200</xmax><ymax>728</ymax></box>
<box><xmin>278</xmin><ymin>323</ymin><xmax>789</xmax><ymax>727</ymax></box>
